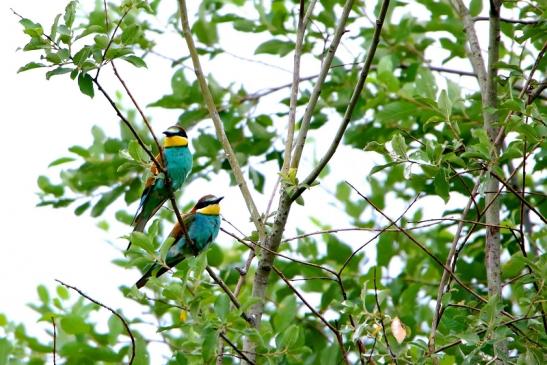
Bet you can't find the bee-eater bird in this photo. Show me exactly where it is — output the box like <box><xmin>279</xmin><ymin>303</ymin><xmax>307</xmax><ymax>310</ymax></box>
<box><xmin>127</xmin><ymin>125</ymin><xmax>193</xmax><ymax>250</ymax></box>
<box><xmin>135</xmin><ymin>195</ymin><xmax>223</xmax><ymax>289</ymax></box>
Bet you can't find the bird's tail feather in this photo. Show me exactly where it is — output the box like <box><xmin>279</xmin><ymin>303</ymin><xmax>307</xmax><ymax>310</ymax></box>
<box><xmin>135</xmin><ymin>264</ymin><xmax>170</xmax><ymax>289</ymax></box>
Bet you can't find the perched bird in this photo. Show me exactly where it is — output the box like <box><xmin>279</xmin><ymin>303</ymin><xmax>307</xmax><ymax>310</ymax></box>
<box><xmin>135</xmin><ymin>195</ymin><xmax>223</xmax><ymax>289</ymax></box>
<box><xmin>128</xmin><ymin>125</ymin><xmax>193</xmax><ymax>249</ymax></box>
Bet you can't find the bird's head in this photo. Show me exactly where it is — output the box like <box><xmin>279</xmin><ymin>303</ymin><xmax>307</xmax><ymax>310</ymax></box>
<box><xmin>162</xmin><ymin>125</ymin><xmax>189</xmax><ymax>148</ymax></box>
<box><xmin>193</xmin><ymin>195</ymin><xmax>223</xmax><ymax>215</ymax></box>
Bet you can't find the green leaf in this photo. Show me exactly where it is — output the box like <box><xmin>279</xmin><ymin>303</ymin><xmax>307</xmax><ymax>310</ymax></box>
<box><xmin>0</xmin><ymin>338</ymin><xmax>12</xmax><ymax>365</ymax></box>
<box><xmin>434</xmin><ymin>169</ymin><xmax>450</xmax><ymax>202</ymax></box>
<box><xmin>202</xmin><ymin>326</ymin><xmax>217</xmax><ymax>363</ymax></box>
<box><xmin>77</xmin><ymin>72</ymin><xmax>95</xmax><ymax>98</ymax></box>
<box><xmin>64</xmin><ymin>1</ymin><xmax>77</xmax><ymax>28</ymax></box>
<box><xmin>37</xmin><ymin>285</ymin><xmax>49</xmax><ymax>304</ymax></box>
<box><xmin>248</xmin><ymin>166</ymin><xmax>265</xmax><ymax>193</ymax></box>
<box><xmin>192</xmin><ymin>19</ymin><xmax>218</xmax><ymax>46</ymax></box>
<box><xmin>370</xmin><ymin>161</ymin><xmax>402</xmax><ymax>175</ymax></box>
<box><xmin>17</xmin><ymin>62</ymin><xmax>46</xmax><ymax>73</ymax></box>
<box><xmin>60</xmin><ymin>314</ymin><xmax>90</xmax><ymax>335</ymax></box>
<box><xmin>45</xmin><ymin>67</ymin><xmax>73</xmax><ymax>80</ymax></box>
<box><xmin>129</xmin><ymin>232</ymin><xmax>154</xmax><ymax>253</ymax></box>
<box><xmin>214</xmin><ymin>295</ymin><xmax>230</xmax><ymax>320</ymax></box>
<box><xmin>469</xmin><ymin>0</ymin><xmax>483</xmax><ymax>16</ymax></box>
<box><xmin>122</xmin><ymin>55</ymin><xmax>147</xmax><ymax>68</ymax></box>
<box><xmin>438</xmin><ymin>89</ymin><xmax>452</xmax><ymax>119</ymax></box>
<box><xmin>391</xmin><ymin>133</ymin><xmax>407</xmax><ymax>158</ymax></box>
<box><xmin>273</xmin><ymin>295</ymin><xmax>297</xmax><ymax>332</ymax></box>
<box><xmin>20</xmin><ymin>18</ymin><xmax>43</xmax><ymax>37</ymax></box>
<box><xmin>255</xmin><ymin>39</ymin><xmax>295</xmax><ymax>56</ymax></box>
<box><xmin>48</xmin><ymin>157</ymin><xmax>75</xmax><ymax>167</ymax></box>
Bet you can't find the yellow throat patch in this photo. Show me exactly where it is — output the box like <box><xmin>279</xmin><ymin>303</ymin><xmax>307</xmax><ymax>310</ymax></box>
<box><xmin>197</xmin><ymin>204</ymin><xmax>221</xmax><ymax>215</ymax></box>
<box><xmin>164</xmin><ymin>136</ymin><xmax>188</xmax><ymax>148</ymax></box>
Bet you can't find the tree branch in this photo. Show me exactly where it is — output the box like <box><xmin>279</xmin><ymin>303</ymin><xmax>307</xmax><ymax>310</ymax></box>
<box><xmin>51</xmin><ymin>316</ymin><xmax>57</xmax><ymax>365</ymax></box>
<box><xmin>289</xmin><ymin>0</ymin><xmax>356</xmax><ymax>171</ymax></box>
<box><xmin>176</xmin><ymin>0</ymin><xmax>265</xmax><ymax>240</ymax></box>
<box><xmin>291</xmin><ymin>0</ymin><xmax>391</xmax><ymax>203</ymax></box>
<box><xmin>281</xmin><ymin>0</ymin><xmax>317</xmax><ymax>175</ymax></box>
<box><xmin>55</xmin><ymin>279</ymin><xmax>135</xmax><ymax>364</ymax></box>
<box><xmin>373</xmin><ymin>267</ymin><xmax>397</xmax><ymax>364</ymax></box>
<box><xmin>273</xmin><ymin>266</ymin><xmax>351</xmax><ymax>365</ymax></box>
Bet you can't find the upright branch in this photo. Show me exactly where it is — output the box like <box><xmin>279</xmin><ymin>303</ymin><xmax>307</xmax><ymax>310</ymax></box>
<box><xmin>373</xmin><ymin>267</ymin><xmax>397</xmax><ymax>364</ymax></box>
<box><xmin>273</xmin><ymin>266</ymin><xmax>351</xmax><ymax>365</ymax></box>
<box><xmin>450</xmin><ymin>0</ymin><xmax>506</xmax><ymax>359</ymax></box>
<box><xmin>243</xmin><ymin>0</ymin><xmax>392</xmax><ymax>361</ymax></box>
<box><xmin>281</xmin><ymin>0</ymin><xmax>317</xmax><ymax>175</ymax></box>
<box><xmin>55</xmin><ymin>279</ymin><xmax>136</xmax><ymax>365</ymax></box>
<box><xmin>289</xmin><ymin>0</ymin><xmax>356</xmax><ymax>171</ymax></box>
<box><xmin>51</xmin><ymin>317</ymin><xmax>57</xmax><ymax>365</ymax></box>
<box><xmin>176</xmin><ymin>0</ymin><xmax>265</xmax><ymax>240</ymax></box>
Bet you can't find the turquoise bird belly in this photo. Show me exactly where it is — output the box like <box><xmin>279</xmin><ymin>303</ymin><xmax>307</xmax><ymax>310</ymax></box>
<box><xmin>135</xmin><ymin>211</ymin><xmax>221</xmax><ymax>288</ymax></box>
<box><xmin>131</xmin><ymin>146</ymin><xmax>192</xmax><ymax>235</ymax></box>
<box><xmin>168</xmin><ymin>213</ymin><xmax>221</xmax><ymax>259</ymax></box>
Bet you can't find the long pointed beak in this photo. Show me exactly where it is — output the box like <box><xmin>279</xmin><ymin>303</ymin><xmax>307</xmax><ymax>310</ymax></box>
<box><xmin>212</xmin><ymin>196</ymin><xmax>224</xmax><ymax>204</ymax></box>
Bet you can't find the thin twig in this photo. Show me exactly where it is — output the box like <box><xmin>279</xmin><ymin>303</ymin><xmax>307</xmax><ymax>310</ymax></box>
<box><xmin>290</xmin><ymin>0</ymin><xmax>356</xmax><ymax>171</ymax></box>
<box><xmin>219</xmin><ymin>332</ymin><xmax>256</xmax><ymax>365</ymax></box>
<box><xmin>291</xmin><ymin>0</ymin><xmax>391</xmax><ymax>202</ymax></box>
<box><xmin>373</xmin><ymin>267</ymin><xmax>397</xmax><ymax>364</ymax></box>
<box><xmin>281</xmin><ymin>0</ymin><xmax>317</xmax><ymax>175</ymax></box>
<box><xmin>51</xmin><ymin>317</ymin><xmax>57</xmax><ymax>365</ymax></box>
<box><xmin>273</xmin><ymin>266</ymin><xmax>351</xmax><ymax>365</ymax></box>
<box><xmin>55</xmin><ymin>279</ymin><xmax>135</xmax><ymax>364</ymax></box>
<box><xmin>177</xmin><ymin>0</ymin><xmax>265</xmax><ymax>240</ymax></box>
<box><xmin>473</xmin><ymin>16</ymin><xmax>543</xmax><ymax>24</ymax></box>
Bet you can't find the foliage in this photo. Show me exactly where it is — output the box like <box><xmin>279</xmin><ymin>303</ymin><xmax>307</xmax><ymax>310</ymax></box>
<box><xmin>5</xmin><ymin>0</ymin><xmax>547</xmax><ymax>364</ymax></box>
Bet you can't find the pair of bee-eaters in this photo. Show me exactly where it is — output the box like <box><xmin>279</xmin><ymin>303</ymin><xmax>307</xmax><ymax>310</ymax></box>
<box><xmin>128</xmin><ymin>125</ymin><xmax>222</xmax><ymax>289</ymax></box>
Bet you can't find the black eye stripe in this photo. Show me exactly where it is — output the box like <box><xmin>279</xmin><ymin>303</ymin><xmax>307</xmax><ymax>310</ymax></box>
<box><xmin>195</xmin><ymin>200</ymin><xmax>210</xmax><ymax>210</ymax></box>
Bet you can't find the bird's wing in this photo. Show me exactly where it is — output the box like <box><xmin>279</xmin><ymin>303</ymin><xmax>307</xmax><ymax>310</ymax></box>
<box><xmin>167</xmin><ymin>211</ymin><xmax>196</xmax><ymax>245</ymax></box>
<box><xmin>132</xmin><ymin>153</ymin><xmax>165</xmax><ymax>224</ymax></box>
<box><xmin>141</xmin><ymin>153</ymin><xmax>164</xmax><ymax>201</ymax></box>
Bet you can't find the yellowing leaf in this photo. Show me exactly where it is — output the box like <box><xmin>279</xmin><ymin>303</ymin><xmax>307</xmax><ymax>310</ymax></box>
<box><xmin>391</xmin><ymin>317</ymin><xmax>406</xmax><ymax>344</ymax></box>
<box><xmin>179</xmin><ymin>310</ymin><xmax>187</xmax><ymax>322</ymax></box>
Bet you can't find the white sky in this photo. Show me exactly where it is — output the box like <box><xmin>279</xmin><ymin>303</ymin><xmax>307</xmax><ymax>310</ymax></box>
<box><xmin>1</xmin><ymin>0</ymin><xmax>497</xmax><ymax>361</ymax></box>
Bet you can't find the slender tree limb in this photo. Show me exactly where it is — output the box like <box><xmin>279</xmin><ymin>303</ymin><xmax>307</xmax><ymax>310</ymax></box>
<box><xmin>434</xmin><ymin>314</ymin><xmax>546</xmax><ymax>354</ymax></box>
<box><xmin>488</xmin><ymin>168</ymin><xmax>547</xmax><ymax>224</ymax></box>
<box><xmin>373</xmin><ymin>267</ymin><xmax>397</xmax><ymax>364</ymax></box>
<box><xmin>219</xmin><ymin>332</ymin><xmax>256</xmax><ymax>365</ymax></box>
<box><xmin>290</xmin><ymin>0</ymin><xmax>356</xmax><ymax>171</ymax></box>
<box><xmin>281</xmin><ymin>0</ymin><xmax>318</xmax><ymax>175</ymax></box>
<box><xmin>205</xmin><ymin>266</ymin><xmax>254</xmax><ymax>325</ymax></box>
<box><xmin>51</xmin><ymin>317</ymin><xmax>57</xmax><ymax>365</ymax></box>
<box><xmin>273</xmin><ymin>266</ymin><xmax>351</xmax><ymax>365</ymax></box>
<box><xmin>338</xmin><ymin>193</ymin><xmax>419</xmax><ymax>276</ymax></box>
<box><xmin>291</xmin><ymin>0</ymin><xmax>391</xmax><ymax>203</ymax></box>
<box><xmin>428</xmin><ymin>172</ymin><xmax>483</xmax><ymax>354</ymax></box>
<box><xmin>55</xmin><ymin>279</ymin><xmax>136</xmax><ymax>365</ymax></box>
<box><xmin>473</xmin><ymin>16</ymin><xmax>543</xmax><ymax>25</ymax></box>
<box><xmin>345</xmin><ymin>182</ymin><xmax>493</xmax><ymax>308</ymax></box>
<box><xmin>176</xmin><ymin>0</ymin><xmax>265</xmax><ymax>240</ymax></box>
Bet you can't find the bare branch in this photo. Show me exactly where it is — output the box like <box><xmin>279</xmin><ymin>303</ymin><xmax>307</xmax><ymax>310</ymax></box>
<box><xmin>273</xmin><ymin>266</ymin><xmax>350</xmax><ymax>365</ymax></box>
<box><xmin>291</xmin><ymin>0</ymin><xmax>392</xmax><ymax>203</ymax></box>
<box><xmin>373</xmin><ymin>267</ymin><xmax>397</xmax><ymax>364</ymax></box>
<box><xmin>290</xmin><ymin>0</ymin><xmax>356</xmax><ymax>171</ymax></box>
<box><xmin>176</xmin><ymin>0</ymin><xmax>265</xmax><ymax>240</ymax></box>
<box><xmin>282</xmin><ymin>0</ymin><xmax>318</xmax><ymax>175</ymax></box>
<box><xmin>55</xmin><ymin>279</ymin><xmax>135</xmax><ymax>364</ymax></box>
<box><xmin>219</xmin><ymin>332</ymin><xmax>256</xmax><ymax>365</ymax></box>
<box><xmin>51</xmin><ymin>317</ymin><xmax>57</xmax><ymax>365</ymax></box>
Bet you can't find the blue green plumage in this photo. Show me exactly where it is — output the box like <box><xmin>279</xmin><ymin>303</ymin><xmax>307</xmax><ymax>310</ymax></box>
<box><xmin>132</xmin><ymin>147</ymin><xmax>192</xmax><ymax>229</ymax></box>
<box><xmin>135</xmin><ymin>195</ymin><xmax>222</xmax><ymax>289</ymax></box>
<box><xmin>128</xmin><ymin>126</ymin><xmax>192</xmax><ymax>250</ymax></box>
